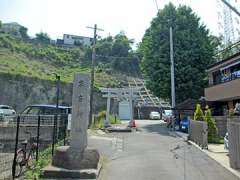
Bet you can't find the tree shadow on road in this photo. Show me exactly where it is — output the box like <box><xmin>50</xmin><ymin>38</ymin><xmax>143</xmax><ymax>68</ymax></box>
<box><xmin>138</xmin><ymin>123</ymin><xmax>178</xmax><ymax>138</ymax></box>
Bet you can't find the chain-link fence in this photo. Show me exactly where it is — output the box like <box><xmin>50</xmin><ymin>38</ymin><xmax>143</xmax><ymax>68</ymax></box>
<box><xmin>0</xmin><ymin>114</ymin><xmax>68</xmax><ymax>179</ymax></box>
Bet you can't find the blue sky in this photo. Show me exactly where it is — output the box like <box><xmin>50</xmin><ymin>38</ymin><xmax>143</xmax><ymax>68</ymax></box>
<box><xmin>0</xmin><ymin>0</ymin><xmax>219</xmax><ymax>43</ymax></box>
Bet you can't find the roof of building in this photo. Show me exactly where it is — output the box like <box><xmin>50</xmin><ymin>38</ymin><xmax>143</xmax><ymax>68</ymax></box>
<box><xmin>63</xmin><ymin>34</ymin><xmax>93</xmax><ymax>39</ymax></box>
<box><xmin>208</xmin><ymin>52</ymin><xmax>240</xmax><ymax>70</ymax></box>
<box><xmin>2</xmin><ymin>22</ymin><xmax>24</xmax><ymax>27</ymax></box>
<box><xmin>28</xmin><ymin>104</ymin><xmax>71</xmax><ymax>109</ymax></box>
<box><xmin>175</xmin><ymin>98</ymin><xmax>202</xmax><ymax>111</ymax></box>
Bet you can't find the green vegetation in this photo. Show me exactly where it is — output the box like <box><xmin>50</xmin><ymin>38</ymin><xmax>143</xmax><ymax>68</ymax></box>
<box><xmin>35</xmin><ymin>32</ymin><xmax>51</xmax><ymax>44</ymax></box>
<box><xmin>95</xmin><ymin>32</ymin><xmax>140</xmax><ymax>75</ymax></box>
<box><xmin>194</xmin><ymin>104</ymin><xmax>220</xmax><ymax>143</ymax></box>
<box><xmin>140</xmin><ymin>3</ymin><xmax>218</xmax><ymax>103</ymax></box>
<box><xmin>204</xmin><ymin>106</ymin><xmax>218</xmax><ymax>143</ymax></box>
<box><xmin>24</xmin><ymin>141</ymin><xmax>64</xmax><ymax>179</ymax></box>
<box><xmin>0</xmin><ymin>33</ymin><xmax>128</xmax><ymax>87</ymax></box>
<box><xmin>0</xmin><ymin>33</ymin><xmax>87</xmax><ymax>66</ymax></box>
<box><xmin>194</xmin><ymin>104</ymin><xmax>204</xmax><ymax>121</ymax></box>
<box><xmin>208</xmin><ymin>136</ymin><xmax>224</xmax><ymax>144</ymax></box>
<box><xmin>92</xmin><ymin>111</ymin><xmax>121</xmax><ymax>129</ymax></box>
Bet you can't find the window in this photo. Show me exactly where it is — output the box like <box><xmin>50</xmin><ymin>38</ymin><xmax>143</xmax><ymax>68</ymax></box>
<box><xmin>26</xmin><ymin>107</ymin><xmax>41</xmax><ymax>115</ymax></box>
<box><xmin>212</xmin><ymin>71</ymin><xmax>221</xmax><ymax>85</ymax></box>
<box><xmin>0</xmin><ymin>106</ymin><xmax>10</xmax><ymax>109</ymax></box>
<box><xmin>42</xmin><ymin>107</ymin><xmax>55</xmax><ymax>115</ymax></box>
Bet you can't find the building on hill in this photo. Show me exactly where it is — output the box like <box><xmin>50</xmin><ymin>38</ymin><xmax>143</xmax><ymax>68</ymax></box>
<box><xmin>1</xmin><ymin>22</ymin><xmax>26</xmax><ymax>38</ymax></box>
<box><xmin>56</xmin><ymin>34</ymin><xmax>93</xmax><ymax>47</ymax></box>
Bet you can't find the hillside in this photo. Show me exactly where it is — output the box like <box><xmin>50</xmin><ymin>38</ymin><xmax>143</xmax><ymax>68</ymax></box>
<box><xmin>0</xmin><ymin>33</ymin><xmax>129</xmax><ymax>88</ymax></box>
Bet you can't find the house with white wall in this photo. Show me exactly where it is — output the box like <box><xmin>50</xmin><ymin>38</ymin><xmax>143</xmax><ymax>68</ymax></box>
<box><xmin>63</xmin><ymin>34</ymin><xmax>93</xmax><ymax>46</ymax></box>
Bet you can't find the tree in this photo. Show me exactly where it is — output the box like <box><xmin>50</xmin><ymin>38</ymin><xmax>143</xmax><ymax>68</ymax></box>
<box><xmin>19</xmin><ymin>26</ymin><xmax>29</xmax><ymax>40</ymax></box>
<box><xmin>194</xmin><ymin>104</ymin><xmax>204</xmax><ymax>121</ymax></box>
<box><xmin>94</xmin><ymin>32</ymin><xmax>139</xmax><ymax>74</ymax></box>
<box><xmin>0</xmin><ymin>20</ymin><xmax>2</xmax><ymax>29</ymax></box>
<box><xmin>111</xmin><ymin>31</ymin><xmax>133</xmax><ymax>57</ymax></box>
<box><xmin>35</xmin><ymin>32</ymin><xmax>50</xmax><ymax>44</ymax></box>
<box><xmin>204</xmin><ymin>106</ymin><xmax>218</xmax><ymax>141</ymax></box>
<box><xmin>140</xmin><ymin>3</ymin><xmax>217</xmax><ymax>103</ymax></box>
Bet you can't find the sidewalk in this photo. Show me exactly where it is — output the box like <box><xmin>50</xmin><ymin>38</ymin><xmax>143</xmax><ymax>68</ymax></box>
<box><xmin>201</xmin><ymin>143</ymin><xmax>240</xmax><ymax>178</ymax></box>
<box><xmin>174</xmin><ymin>131</ymin><xmax>240</xmax><ymax>179</ymax></box>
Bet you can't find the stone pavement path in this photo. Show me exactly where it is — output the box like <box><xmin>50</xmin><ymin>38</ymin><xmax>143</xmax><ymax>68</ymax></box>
<box><xmin>97</xmin><ymin>120</ymin><xmax>239</xmax><ymax>180</ymax></box>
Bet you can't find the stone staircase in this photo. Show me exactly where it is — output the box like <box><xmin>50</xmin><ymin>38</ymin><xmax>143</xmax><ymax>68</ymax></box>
<box><xmin>127</xmin><ymin>77</ymin><xmax>170</xmax><ymax>108</ymax></box>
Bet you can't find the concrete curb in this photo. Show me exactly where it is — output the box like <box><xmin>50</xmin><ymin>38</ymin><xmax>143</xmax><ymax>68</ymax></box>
<box><xmin>173</xmin><ymin>131</ymin><xmax>240</xmax><ymax>179</ymax></box>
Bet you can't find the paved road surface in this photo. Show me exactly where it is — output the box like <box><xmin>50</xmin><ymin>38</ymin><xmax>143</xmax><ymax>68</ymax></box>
<box><xmin>97</xmin><ymin>120</ymin><xmax>239</xmax><ymax>180</ymax></box>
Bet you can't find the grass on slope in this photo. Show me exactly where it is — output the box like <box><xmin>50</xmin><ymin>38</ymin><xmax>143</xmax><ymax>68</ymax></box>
<box><xmin>0</xmin><ymin>48</ymin><xmax>124</xmax><ymax>87</ymax></box>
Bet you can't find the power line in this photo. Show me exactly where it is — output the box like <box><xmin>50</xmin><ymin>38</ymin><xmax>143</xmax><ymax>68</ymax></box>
<box><xmin>221</xmin><ymin>0</ymin><xmax>240</xmax><ymax>17</ymax></box>
<box><xmin>154</xmin><ymin>0</ymin><xmax>159</xmax><ymax>11</ymax></box>
<box><xmin>96</xmin><ymin>54</ymin><xmax>139</xmax><ymax>60</ymax></box>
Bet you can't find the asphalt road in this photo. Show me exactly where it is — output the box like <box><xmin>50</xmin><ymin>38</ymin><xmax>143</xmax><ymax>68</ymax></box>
<box><xmin>97</xmin><ymin>120</ymin><xmax>239</xmax><ymax>180</ymax></box>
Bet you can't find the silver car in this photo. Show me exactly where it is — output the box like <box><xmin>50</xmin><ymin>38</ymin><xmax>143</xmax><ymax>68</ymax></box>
<box><xmin>0</xmin><ymin>105</ymin><xmax>16</xmax><ymax>115</ymax></box>
<box><xmin>0</xmin><ymin>105</ymin><xmax>16</xmax><ymax>121</ymax></box>
<box><xmin>149</xmin><ymin>111</ymin><xmax>161</xmax><ymax>120</ymax></box>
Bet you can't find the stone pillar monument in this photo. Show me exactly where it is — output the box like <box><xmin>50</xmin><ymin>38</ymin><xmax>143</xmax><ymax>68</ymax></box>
<box><xmin>42</xmin><ymin>73</ymin><xmax>100</xmax><ymax>179</ymax></box>
<box><xmin>70</xmin><ymin>73</ymin><xmax>90</xmax><ymax>153</ymax></box>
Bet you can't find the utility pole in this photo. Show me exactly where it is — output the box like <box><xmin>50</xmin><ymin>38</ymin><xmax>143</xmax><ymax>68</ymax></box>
<box><xmin>170</xmin><ymin>26</ymin><xmax>176</xmax><ymax>131</ymax></box>
<box><xmin>87</xmin><ymin>24</ymin><xmax>103</xmax><ymax>127</ymax></box>
<box><xmin>52</xmin><ymin>73</ymin><xmax>60</xmax><ymax>155</ymax></box>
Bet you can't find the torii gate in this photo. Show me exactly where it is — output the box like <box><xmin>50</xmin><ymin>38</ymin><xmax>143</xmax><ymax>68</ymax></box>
<box><xmin>100</xmin><ymin>88</ymin><xmax>140</xmax><ymax>127</ymax></box>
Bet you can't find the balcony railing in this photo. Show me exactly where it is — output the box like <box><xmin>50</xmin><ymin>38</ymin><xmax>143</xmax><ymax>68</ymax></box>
<box><xmin>212</xmin><ymin>70</ymin><xmax>240</xmax><ymax>86</ymax></box>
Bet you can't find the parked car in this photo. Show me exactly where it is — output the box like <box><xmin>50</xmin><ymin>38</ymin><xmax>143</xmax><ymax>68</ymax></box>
<box><xmin>149</xmin><ymin>111</ymin><xmax>161</xmax><ymax>120</ymax></box>
<box><xmin>0</xmin><ymin>105</ymin><xmax>16</xmax><ymax>115</ymax></box>
<box><xmin>21</xmin><ymin>104</ymin><xmax>71</xmax><ymax>115</ymax></box>
<box><xmin>21</xmin><ymin>104</ymin><xmax>72</xmax><ymax>128</ymax></box>
<box><xmin>179</xmin><ymin>117</ymin><xmax>189</xmax><ymax>132</ymax></box>
<box><xmin>0</xmin><ymin>105</ymin><xmax>16</xmax><ymax>121</ymax></box>
<box><xmin>224</xmin><ymin>132</ymin><xmax>229</xmax><ymax>150</ymax></box>
<box><xmin>162</xmin><ymin>110</ymin><xmax>172</xmax><ymax>122</ymax></box>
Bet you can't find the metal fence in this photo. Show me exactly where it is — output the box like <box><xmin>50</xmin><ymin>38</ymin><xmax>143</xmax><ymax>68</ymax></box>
<box><xmin>0</xmin><ymin>114</ymin><xmax>68</xmax><ymax>179</ymax></box>
<box><xmin>188</xmin><ymin>120</ymin><xmax>208</xmax><ymax>149</ymax></box>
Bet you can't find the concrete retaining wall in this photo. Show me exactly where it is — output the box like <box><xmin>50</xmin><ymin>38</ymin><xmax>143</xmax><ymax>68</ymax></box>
<box><xmin>0</xmin><ymin>125</ymin><xmax>54</xmax><ymax>152</ymax></box>
<box><xmin>0</xmin><ymin>72</ymin><xmax>105</xmax><ymax>113</ymax></box>
<box><xmin>189</xmin><ymin>120</ymin><xmax>208</xmax><ymax>149</ymax></box>
<box><xmin>227</xmin><ymin>120</ymin><xmax>240</xmax><ymax>169</ymax></box>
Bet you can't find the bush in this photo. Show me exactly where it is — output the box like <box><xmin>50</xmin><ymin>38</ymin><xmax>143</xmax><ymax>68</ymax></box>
<box><xmin>204</xmin><ymin>106</ymin><xmax>218</xmax><ymax>141</ymax></box>
<box><xmin>194</xmin><ymin>104</ymin><xmax>204</xmax><ymax>121</ymax></box>
<box><xmin>91</xmin><ymin>111</ymin><xmax>121</xmax><ymax>129</ymax></box>
<box><xmin>109</xmin><ymin>115</ymin><xmax>121</xmax><ymax>124</ymax></box>
<box><xmin>24</xmin><ymin>141</ymin><xmax>64</xmax><ymax>179</ymax></box>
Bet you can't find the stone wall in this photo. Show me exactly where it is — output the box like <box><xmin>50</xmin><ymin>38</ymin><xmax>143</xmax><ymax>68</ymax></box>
<box><xmin>0</xmin><ymin>73</ymin><xmax>72</xmax><ymax>112</ymax></box>
<box><xmin>0</xmin><ymin>125</ymin><xmax>54</xmax><ymax>152</ymax></box>
<box><xmin>0</xmin><ymin>72</ymin><xmax>105</xmax><ymax>113</ymax></box>
<box><xmin>213</xmin><ymin>116</ymin><xmax>227</xmax><ymax>137</ymax></box>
